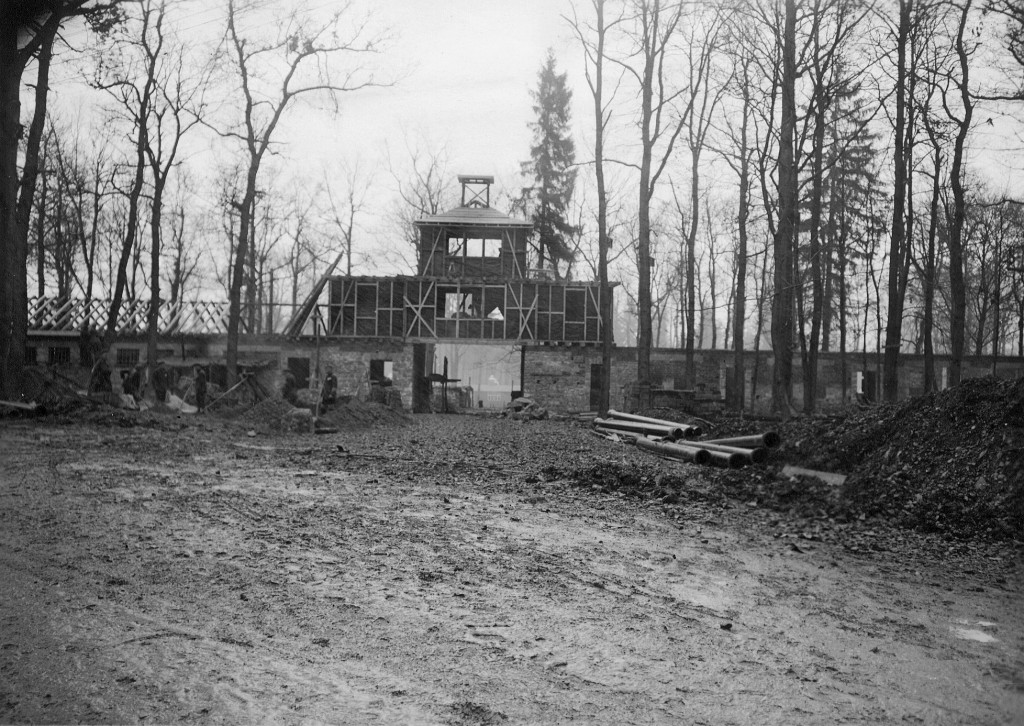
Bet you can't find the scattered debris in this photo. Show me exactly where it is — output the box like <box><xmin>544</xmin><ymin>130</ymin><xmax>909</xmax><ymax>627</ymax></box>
<box><xmin>0</xmin><ymin>400</ymin><xmax>42</xmax><ymax>413</ymax></box>
<box><xmin>500</xmin><ymin>397</ymin><xmax>549</xmax><ymax>421</ymax></box>
<box><xmin>780</xmin><ymin>465</ymin><xmax>848</xmax><ymax>487</ymax></box>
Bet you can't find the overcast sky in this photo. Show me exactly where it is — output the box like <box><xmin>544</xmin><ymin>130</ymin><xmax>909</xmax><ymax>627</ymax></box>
<box><xmin>41</xmin><ymin>0</ymin><xmax>1024</xmax><ymax>291</ymax></box>
<box><xmin>280</xmin><ymin>0</ymin><xmax>584</xmax><ymax>191</ymax></box>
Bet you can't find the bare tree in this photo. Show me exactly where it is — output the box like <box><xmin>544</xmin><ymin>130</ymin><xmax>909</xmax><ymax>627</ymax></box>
<box><xmin>720</xmin><ymin>39</ymin><xmax>756</xmax><ymax>410</ymax></box>
<box><xmin>163</xmin><ymin>172</ymin><xmax>202</xmax><ymax>305</ymax></box>
<box><xmin>0</xmin><ymin>1</ymin><xmax>122</xmax><ymax>398</ymax></box>
<box><xmin>801</xmin><ymin>0</ymin><xmax>871</xmax><ymax>412</ymax></box>
<box><xmin>883</xmin><ymin>0</ymin><xmax>918</xmax><ymax>401</ymax></box>
<box><xmin>219</xmin><ymin>0</ymin><xmax>388</xmax><ymax>383</ymax></box>
<box><xmin>944</xmin><ymin>0</ymin><xmax>976</xmax><ymax>386</ymax></box>
<box><xmin>773</xmin><ymin>0</ymin><xmax>799</xmax><ymax>417</ymax></box>
<box><xmin>92</xmin><ymin>1</ymin><xmax>163</xmax><ymax>349</ymax></box>
<box><xmin>323</xmin><ymin>159</ymin><xmax>372</xmax><ymax>276</ymax></box>
<box><xmin>567</xmin><ymin>0</ymin><xmax>624</xmax><ymax>414</ymax></box>
<box><xmin>139</xmin><ymin>2</ymin><xmax>209</xmax><ymax>371</ymax></box>
<box><xmin>612</xmin><ymin>0</ymin><xmax>694</xmax><ymax>409</ymax></box>
<box><xmin>385</xmin><ymin>138</ymin><xmax>456</xmax><ymax>273</ymax></box>
<box><xmin>678</xmin><ymin>5</ymin><xmax>728</xmax><ymax>386</ymax></box>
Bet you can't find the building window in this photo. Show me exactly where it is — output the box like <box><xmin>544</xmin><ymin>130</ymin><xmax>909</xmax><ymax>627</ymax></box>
<box><xmin>49</xmin><ymin>346</ymin><xmax>71</xmax><ymax>365</ymax></box>
<box><xmin>440</xmin><ymin>291</ymin><xmax>476</xmax><ymax>318</ymax></box>
<box><xmin>116</xmin><ymin>348</ymin><xmax>140</xmax><ymax>367</ymax></box>
<box><xmin>448</xmin><ymin>236</ymin><xmax>501</xmax><ymax>257</ymax></box>
<box><xmin>370</xmin><ymin>359</ymin><xmax>393</xmax><ymax>384</ymax></box>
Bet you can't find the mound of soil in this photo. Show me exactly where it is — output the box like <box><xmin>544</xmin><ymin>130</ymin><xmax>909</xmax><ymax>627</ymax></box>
<box><xmin>561</xmin><ymin>377</ymin><xmax>1023</xmax><ymax>542</ymax></box>
<box><xmin>318</xmin><ymin>398</ymin><xmax>411</xmax><ymax>429</ymax></box>
<box><xmin>730</xmin><ymin>376</ymin><xmax>1023</xmax><ymax>540</ymax></box>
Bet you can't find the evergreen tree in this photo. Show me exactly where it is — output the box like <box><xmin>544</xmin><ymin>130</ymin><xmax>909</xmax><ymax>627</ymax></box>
<box><xmin>522</xmin><ymin>49</ymin><xmax>577</xmax><ymax>277</ymax></box>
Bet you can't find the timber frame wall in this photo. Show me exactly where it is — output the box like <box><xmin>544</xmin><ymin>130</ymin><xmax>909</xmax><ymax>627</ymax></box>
<box><xmin>292</xmin><ymin>176</ymin><xmax>613</xmax><ymax>348</ymax></box>
<box><xmin>322</xmin><ymin>276</ymin><xmax>606</xmax><ymax>344</ymax></box>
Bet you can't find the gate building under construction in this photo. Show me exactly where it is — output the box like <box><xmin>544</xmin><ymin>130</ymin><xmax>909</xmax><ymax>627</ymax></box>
<box><xmin>285</xmin><ymin>175</ymin><xmax>612</xmax><ymax>411</ymax></box>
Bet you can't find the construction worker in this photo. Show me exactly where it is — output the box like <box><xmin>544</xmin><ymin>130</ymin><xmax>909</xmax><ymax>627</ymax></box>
<box><xmin>322</xmin><ymin>368</ymin><xmax>337</xmax><ymax>408</ymax></box>
<box><xmin>152</xmin><ymin>362</ymin><xmax>170</xmax><ymax>404</ymax></box>
<box><xmin>282</xmin><ymin>369</ymin><xmax>297</xmax><ymax>405</ymax></box>
<box><xmin>89</xmin><ymin>355</ymin><xmax>113</xmax><ymax>394</ymax></box>
<box><xmin>123</xmin><ymin>363</ymin><xmax>143</xmax><ymax>402</ymax></box>
<box><xmin>194</xmin><ymin>365</ymin><xmax>208</xmax><ymax>412</ymax></box>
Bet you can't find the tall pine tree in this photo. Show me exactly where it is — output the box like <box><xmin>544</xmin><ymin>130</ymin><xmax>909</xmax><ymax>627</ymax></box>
<box><xmin>522</xmin><ymin>49</ymin><xmax>576</xmax><ymax>278</ymax></box>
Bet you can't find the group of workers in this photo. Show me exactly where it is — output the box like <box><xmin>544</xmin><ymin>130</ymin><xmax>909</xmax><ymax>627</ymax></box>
<box><xmin>89</xmin><ymin>357</ymin><xmax>209</xmax><ymax>412</ymax></box>
<box><xmin>89</xmin><ymin>354</ymin><xmax>339</xmax><ymax>413</ymax></box>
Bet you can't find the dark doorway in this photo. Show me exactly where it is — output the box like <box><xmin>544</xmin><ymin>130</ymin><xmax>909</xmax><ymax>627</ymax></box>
<box><xmin>589</xmin><ymin>363</ymin><xmax>603</xmax><ymax>410</ymax></box>
<box><xmin>412</xmin><ymin>344</ymin><xmax>432</xmax><ymax>413</ymax></box>
<box><xmin>288</xmin><ymin>357</ymin><xmax>310</xmax><ymax>388</ymax></box>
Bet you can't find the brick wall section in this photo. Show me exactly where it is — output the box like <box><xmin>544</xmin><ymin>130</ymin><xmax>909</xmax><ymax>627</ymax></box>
<box><xmin>522</xmin><ymin>345</ymin><xmax>1024</xmax><ymax>414</ymax></box>
<box><xmin>275</xmin><ymin>341</ymin><xmax>415</xmax><ymax>408</ymax></box>
<box><xmin>523</xmin><ymin>347</ymin><xmax>593</xmax><ymax>411</ymax></box>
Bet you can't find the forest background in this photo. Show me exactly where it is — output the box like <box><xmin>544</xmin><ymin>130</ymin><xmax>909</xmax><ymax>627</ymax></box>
<box><xmin>0</xmin><ymin>0</ymin><xmax>1022</xmax><ymax>414</ymax></box>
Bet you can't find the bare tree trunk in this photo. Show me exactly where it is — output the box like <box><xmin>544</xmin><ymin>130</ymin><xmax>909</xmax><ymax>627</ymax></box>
<box><xmin>732</xmin><ymin>85</ymin><xmax>750</xmax><ymax>411</ymax></box>
<box><xmin>772</xmin><ymin>0</ymin><xmax>798</xmax><ymax>417</ymax></box>
<box><xmin>1</xmin><ymin>14</ymin><xmax>61</xmax><ymax>398</ymax></box>
<box><xmin>838</xmin><ymin>228</ymin><xmax>849</xmax><ymax>401</ymax></box>
<box><xmin>751</xmin><ymin>242</ymin><xmax>770</xmax><ymax>411</ymax></box>
<box><xmin>35</xmin><ymin>145</ymin><xmax>48</xmax><ymax>301</ymax></box>
<box><xmin>588</xmin><ymin>0</ymin><xmax>615</xmax><ymax>416</ymax></box>
<box><xmin>104</xmin><ymin>11</ymin><xmax>158</xmax><ymax>352</ymax></box>
<box><xmin>883</xmin><ymin>0</ymin><xmax>913</xmax><ymax>401</ymax></box>
<box><xmin>804</xmin><ymin>69</ymin><xmax>828</xmax><ymax>414</ymax></box>
<box><xmin>227</xmin><ymin>167</ymin><xmax>258</xmax><ymax>383</ymax></box>
<box><xmin>947</xmin><ymin>0</ymin><xmax>974</xmax><ymax>386</ymax></box>
<box><xmin>146</xmin><ymin>178</ymin><xmax>164</xmax><ymax>368</ymax></box>
<box><xmin>685</xmin><ymin>154</ymin><xmax>698</xmax><ymax>386</ymax></box>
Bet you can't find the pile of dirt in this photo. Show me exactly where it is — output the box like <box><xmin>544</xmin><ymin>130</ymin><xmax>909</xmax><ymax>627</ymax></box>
<box><xmin>801</xmin><ymin>377</ymin><xmax>1023</xmax><ymax>539</ymax></box>
<box><xmin>715</xmin><ymin>376</ymin><xmax>1023</xmax><ymax>541</ymax></box>
<box><xmin>13</xmin><ymin>368</ymin><xmax>90</xmax><ymax>415</ymax></box>
<box><xmin>233</xmin><ymin>397</ymin><xmax>299</xmax><ymax>432</ymax></box>
<box><xmin>317</xmin><ymin>398</ymin><xmax>411</xmax><ymax>429</ymax></box>
<box><xmin>546</xmin><ymin>377</ymin><xmax>1022</xmax><ymax>543</ymax></box>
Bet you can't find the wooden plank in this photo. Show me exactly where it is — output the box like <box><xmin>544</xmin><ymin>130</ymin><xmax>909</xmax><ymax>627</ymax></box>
<box><xmin>282</xmin><ymin>248</ymin><xmax>346</xmax><ymax>336</ymax></box>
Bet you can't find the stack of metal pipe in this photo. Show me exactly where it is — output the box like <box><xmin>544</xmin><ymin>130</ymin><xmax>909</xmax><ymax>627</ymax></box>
<box><xmin>593</xmin><ymin>410</ymin><xmax>780</xmax><ymax>468</ymax></box>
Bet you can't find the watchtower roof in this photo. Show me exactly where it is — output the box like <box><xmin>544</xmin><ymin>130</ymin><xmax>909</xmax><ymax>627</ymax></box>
<box><xmin>415</xmin><ymin>204</ymin><xmax>532</xmax><ymax>228</ymax></box>
<box><xmin>416</xmin><ymin>173</ymin><xmax>531</xmax><ymax>228</ymax></box>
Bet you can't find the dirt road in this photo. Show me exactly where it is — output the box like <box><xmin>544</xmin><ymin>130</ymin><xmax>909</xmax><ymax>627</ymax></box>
<box><xmin>1</xmin><ymin>415</ymin><xmax>1022</xmax><ymax>724</ymax></box>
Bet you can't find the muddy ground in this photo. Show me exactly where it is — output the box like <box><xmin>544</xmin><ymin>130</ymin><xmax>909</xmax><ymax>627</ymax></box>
<box><xmin>1</xmin><ymin>412</ymin><xmax>1022</xmax><ymax>725</ymax></box>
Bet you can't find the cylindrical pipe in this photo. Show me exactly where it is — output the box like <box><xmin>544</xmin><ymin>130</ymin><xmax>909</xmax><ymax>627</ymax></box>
<box><xmin>696</xmin><ymin>440</ymin><xmax>769</xmax><ymax>465</ymax></box>
<box><xmin>606</xmin><ymin>409</ymin><xmax>702</xmax><ymax>438</ymax></box>
<box><xmin>705</xmin><ymin>449</ymin><xmax>746</xmax><ymax>468</ymax></box>
<box><xmin>635</xmin><ymin>436</ymin><xmax>712</xmax><ymax>465</ymax></box>
<box><xmin>703</xmin><ymin>431</ymin><xmax>781</xmax><ymax>449</ymax></box>
<box><xmin>594</xmin><ymin>427</ymin><xmax>640</xmax><ymax>442</ymax></box>
<box><xmin>593</xmin><ymin>417</ymin><xmax>684</xmax><ymax>440</ymax></box>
